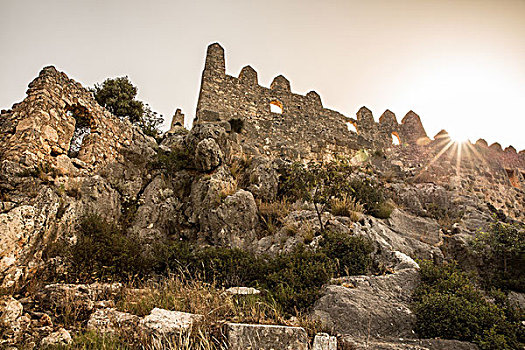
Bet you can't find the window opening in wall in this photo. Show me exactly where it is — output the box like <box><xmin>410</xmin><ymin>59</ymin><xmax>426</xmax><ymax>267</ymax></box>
<box><xmin>505</xmin><ymin>168</ymin><xmax>521</xmax><ymax>188</ymax></box>
<box><xmin>67</xmin><ymin>104</ymin><xmax>92</xmax><ymax>158</ymax></box>
<box><xmin>346</xmin><ymin>121</ymin><xmax>357</xmax><ymax>133</ymax></box>
<box><xmin>392</xmin><ymin>132</ymin><xmax>401</xmax><ymax>145</ymax></box>
<box><xmin>270</xmin><ymin>100</ymin><xmax>283</xmax><ymax>114</ymax></box>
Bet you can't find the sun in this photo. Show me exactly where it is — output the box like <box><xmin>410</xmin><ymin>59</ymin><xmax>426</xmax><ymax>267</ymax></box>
<box><xmin>447</xmin><ymin>129</ymin><xmax>471</xmax><ymax>144</ymax></box>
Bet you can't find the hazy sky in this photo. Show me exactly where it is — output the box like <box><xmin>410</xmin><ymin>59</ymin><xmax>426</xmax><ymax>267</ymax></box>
<box><xmin>1</xmin><ymin>0</ymin><xmax>524</xmax><ymax>150</ymax></box>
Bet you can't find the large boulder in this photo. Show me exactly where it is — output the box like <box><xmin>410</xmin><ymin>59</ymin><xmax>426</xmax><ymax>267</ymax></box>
<box><xmin>352</xmin><ymin>216</ymin><xmax>444</xmax><ymax>262</ymax></box>
<box><xmin>139</xmin><ymin>308</ymin><xmax>203</xmax><ymax>336</ymax></box>
<box><xmin>340</xmin><ymin>336</ymin><xmax>478</xmax><ymax>350</ymax></box>
<box><xmin>312</xmin><ymin>269</ymin><xmax>420</xmax><ymax>340</ymax></box>
<box><xmin>40</xmin><ymin>328</ymin><xmax>72</xmax><ymax>347</ymax></box>
<box><xmin>201</xmin><ymin>189</ymin><xmax>259</xmax><ymax>249</ymax></box>
<box><xmin>87</xmin><ymin>308</ymin><xmax>139</xmax><ymax>334</ymax></box>
<box><xmin>195</xmin><ymin>138</ymin><xmax>223</xmax><ymax>172</ymax></box>
<box><xmin>226</xmin><ymin>323</ymin><xmax>308</xmax><ymax>350</ymax></box>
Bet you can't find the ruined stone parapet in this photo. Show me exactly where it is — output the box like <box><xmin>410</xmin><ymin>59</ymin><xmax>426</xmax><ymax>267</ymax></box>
<box><xmin>238</xmin><ymin>66</ymin><xmax>258</xmax><ymax>85</ymax></box>
<box><xmin>400</xmin><ymin>111</ymin><xmax>430</xmax><ymax>145</ymax></box>
<box><xmin>0</xmin><ymin>66</ymin><xmax>136</xmax><ymax>174</ymax></box>
<box><xmin>168</xmin><ymin>108</ymin><xmax>185</xmax><ymax>132</ymax></box>
<box><xmin>194</xmin><ymin>43</ymin><xmax>408</xmax><ymax>160</ymax></box>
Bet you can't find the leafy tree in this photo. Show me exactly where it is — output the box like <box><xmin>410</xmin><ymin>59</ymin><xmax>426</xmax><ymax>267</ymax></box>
<box><xmin>92</xmin><ymin>77</ymin><xmax>163</xmax><ymax>137</ymax></box>
<box><xmin>136</xmin><ymin>104</ymin><xmax>164</xmax><ymax>138</ymax></box>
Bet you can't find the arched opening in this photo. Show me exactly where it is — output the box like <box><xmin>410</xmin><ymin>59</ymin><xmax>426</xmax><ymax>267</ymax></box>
<box><xmin>392</xmin><ymin>132</ymin><xmax>401</xmax><ymax>145</ymax></box>
<box><xmin>346</xmin><ymin>121</ymin><xmax>357</xmax><ymax>133</ymax></box>
<box><xmin>67</xmin><ymin>104</ymin><xmax>92</xmax><ymax>158</ymax></box>
<box><xmin>270</xmin><ymin>100</ymin><xmax>283</xmax><ymax>114</ymax></box>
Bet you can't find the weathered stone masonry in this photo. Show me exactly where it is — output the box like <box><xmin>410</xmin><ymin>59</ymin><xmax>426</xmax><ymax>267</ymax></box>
<box><xmin>0</xmin><ymin>66</ymin><xmax>136</xmax><ymax>175</ymax></box>
<box><xmin>194</xmin><ymin>43</ymin><xmax>433</xmax><ymax>160</ymax></box>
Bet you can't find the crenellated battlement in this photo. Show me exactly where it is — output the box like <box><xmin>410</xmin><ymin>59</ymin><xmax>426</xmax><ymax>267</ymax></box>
<box><xmin>194</xmin><ymin>43</ymin><xmax>437</xmax><ymax>160</ymax></box>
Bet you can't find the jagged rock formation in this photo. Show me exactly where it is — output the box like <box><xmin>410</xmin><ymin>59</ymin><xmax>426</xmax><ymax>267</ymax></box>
<box><xmin>0</xmin><ymin>43</ymin><xmax>524</xmax><ymax>348</ymax></box>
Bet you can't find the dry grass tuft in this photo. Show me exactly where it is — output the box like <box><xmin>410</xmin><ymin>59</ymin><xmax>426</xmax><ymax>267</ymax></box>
<box><xmin>330</xmin><ymin>195</ymin><xmax>364</xmax><ymax>222</ymax></box>
<box><xmin>257</xmin><ymin>199</ymin><xmax>291</xmax><ymax>236</ymax></box>
<box><xmin>219</xmin><ymin>180</ymin><xmax>238</xmax><ymax>200</ymax></box>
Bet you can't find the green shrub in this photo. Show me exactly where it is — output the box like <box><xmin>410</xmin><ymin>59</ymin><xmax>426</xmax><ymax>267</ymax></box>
<box><xmin>412</xmin><ymin>261</ymin><xmax>523</xmax><ymax>349</ymax></box>
<box><xmin>67</xmin><ymin>213</ymin><xmax>153</xmax><ymax>282</ymax></box>
<box><xmin>263</xmin><ymin>248</ymin><xmax>334</xmax><ymax>314</ymax></box>
<box><xmin>471</xmin><ymin>220</ymin><xmax>525</xmax><ymax>292</ymax></box>
<box><xmin>348</xmin><ymin>177</ymin><xmax>391</xmax><ymax>218</ymax></box>
<box><xmin>158</xmin><ymin>235</ymin><xmax>373</xmax><ymax>315</ymax></box>
<box><xmin>150</xmin><ymin>146</ymin><xmax>192</xmax><ymax>173</ymax></box>
<box><xmin>42</xmin><ymin>330</ymin><xmax>129</xmax><ymax>350</ymax></box>
<box><xmin>319</xmin><ymin>231</ymin><xmax>373</xmax><ymax>276</ymax></box>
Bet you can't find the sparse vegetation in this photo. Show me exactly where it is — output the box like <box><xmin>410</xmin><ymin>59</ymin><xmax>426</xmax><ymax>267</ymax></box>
<box><xmin>257</xmin><ymin>199</ymin><xmax>291</xmax><ymax>236</ymax></box>
<box><xmin>150</xmin><ymin>146</ymin><xmax>193</xmax><ymax>173</ymax></box>
<box><xmin>278</xmin><ymin>160</ymin><xmax>393</xmax><ymax>228</ymax></box>
<box><xmin>330</xmin><ymin>195</ymin><xmax>364</xmax><ymax>222</ymax></box>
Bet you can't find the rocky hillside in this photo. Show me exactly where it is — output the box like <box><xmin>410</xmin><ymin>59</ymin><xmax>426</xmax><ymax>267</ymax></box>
<box><xmin>0</xmin><ymin>66</ymin><xmax>523</xmax><ymax>349</ymax></box>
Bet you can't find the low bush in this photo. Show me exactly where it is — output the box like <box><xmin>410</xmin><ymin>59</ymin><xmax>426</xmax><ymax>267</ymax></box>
<box><xmin>319</xmin><ymin>231</ymin><xmax>373</xmax><ymax>277</ymax></box>
<box><xmin>150</xmin><ymin>146</ymin><xmax>192</xmax><ymax>174</ymax></box>
<box><xmin>66</xmin><ymin>213</ymin><xmax>153</xmax><ymax>282</ymax></box>
<box><xmin>412</xmin><ymin>260</ymin><xmax>523</xmax><ymax>349</ymax></box>
<box><xmin>348</xmin><ymin>177</ymin><xmax>392</xmax><ymax>218</ymax></box>
<box><xmin>471</xmin><ymin>220</ymin><xmax>525</xmax><ymax>292</ymax></box>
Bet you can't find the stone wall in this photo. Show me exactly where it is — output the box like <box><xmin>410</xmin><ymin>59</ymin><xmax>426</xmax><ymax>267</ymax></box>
<box><xmin>0</xmin><ymin>66</ymin><xmax>136</xmax><ymax>175</ymax></box>
<box><xmin>194</xmin><ymin>43</ymin><xmax>429</xmax><ymax>160</ymax></box>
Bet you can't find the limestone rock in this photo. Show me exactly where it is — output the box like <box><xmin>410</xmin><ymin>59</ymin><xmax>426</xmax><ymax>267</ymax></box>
<box><xmin>312</xmin><ymin>269</ymin><xmax>419</xmax><ymax>339</ymax></box>
<box><xmin>341</xmin><ymin>336</ymin><xmax>478</xmax><ymax>349</ymax></box>
<box><xmin>226</xmin><ymin>287</ymin><xmax>261</xmax><ymax>295</ymax></box>
<box><xmin>0</xmin><ymin>296</ymin><xmax>23</xmax><ymax>327</ymax></box>
<box><xmin>390</xmin><ymin>250</ymin><xmax>420</xmax><ymax>271</ymax></box>
<box><xmin>208</xmin><ymin>189</ymin><xmax>259</xmax><ymax>249</ymax></box>
<box><xmin>246</xmin><ymin>156</ymin><xmax>279</xmax><ymax>201</ymax></box>
<box><xmin>226</xmin><ymin>323</ymin><xmax>308</xmax><ymax>350</ymax></box>
<box><xmin>508</xmin><ymin>291</ymin><xmax>525</xmax><ymax>310</ymax></box>
<box><xmin>37</xmin><ymin>283</ymin><xmax>122</xmax><ymax>315</ymax></box>
<box><xmin>40</xmin><ymin>328</ymin><xmax>72</xmax><ymax>347</ymax></box>
<box><xmin>313</xmin><ymin>333</ymin><xmax>337</xmax><ymax>350</ymax></box>
<box><xmin>195</xmin><ymin>138</ymin><xmax>223</xmax><ymax>172</ymax></box>
<box><xmin>139</xmin><ymin>308</ymin><xmax>203</xmax><ymax>336</ymax></box>
<box><xmin>387</xmin><ymin>208</ymin><xmax>442</xmax><ymax>245</ymax></box>
<box><xmin>87</xmin><ymin>308</ymin><xmax>139</xmax><ymax>334</ymax></box>
<box><xmin>351</xmin><ymin>216</ymin><xmax>444</xmax><ymax>262</ymax></box>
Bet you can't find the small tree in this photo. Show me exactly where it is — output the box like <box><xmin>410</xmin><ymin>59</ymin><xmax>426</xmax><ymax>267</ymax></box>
<box><xmin>92</xmin><ymin>77</ymin><xmax>163</xmax><ymax>137</ymax></box>
<box><xmin>279</xmin><ymin>158</ymin><xmax>391</xmax><ymax>230</ymax></box>
<box><xmin>279</xmin><ymin>159</ymin><xmax>355</xmax><ymax>230</ymax></box>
